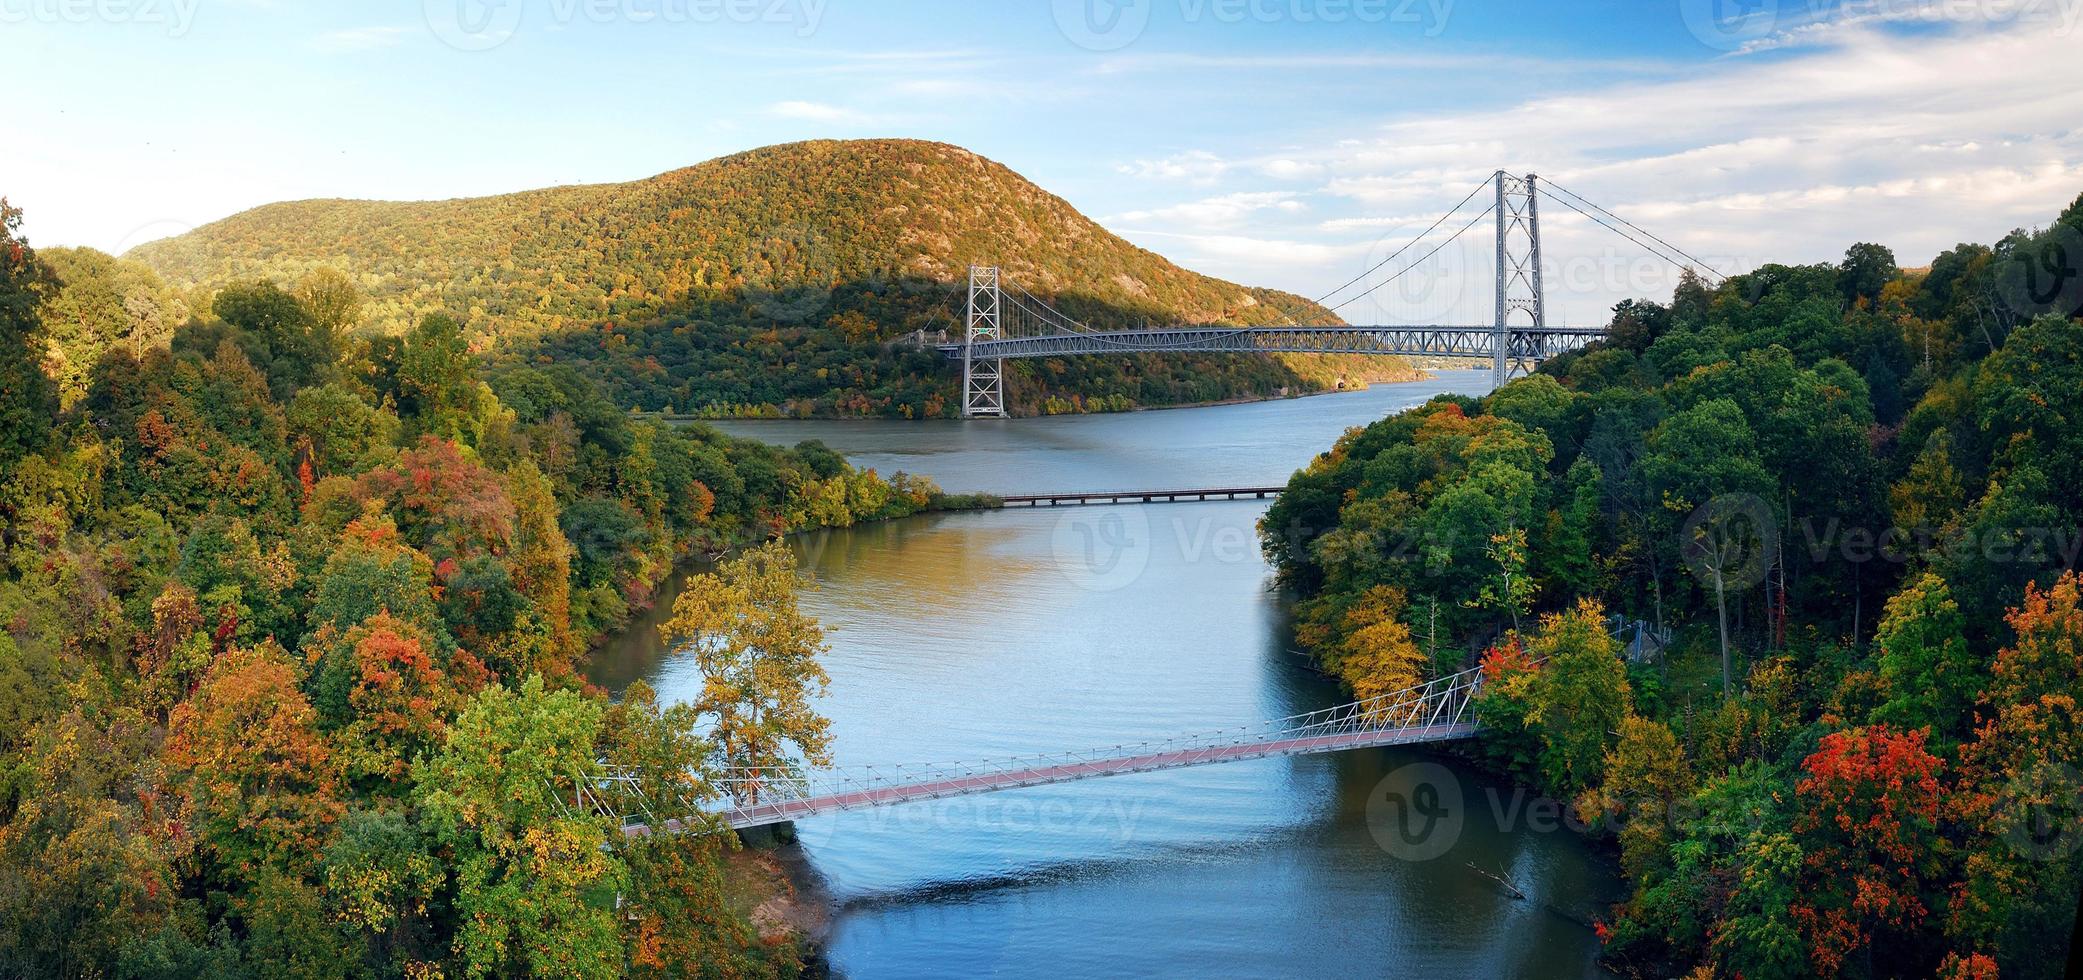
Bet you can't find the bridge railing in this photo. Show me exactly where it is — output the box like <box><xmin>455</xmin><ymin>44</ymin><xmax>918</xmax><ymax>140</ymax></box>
<box><xmin>706</xmin><ymin>665</ymin><xmax>1487</xmax><ymax>818</ymax></box>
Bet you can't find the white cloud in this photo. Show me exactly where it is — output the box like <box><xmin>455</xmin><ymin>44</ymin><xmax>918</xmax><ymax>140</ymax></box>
<box><xmin>1113</xmin><ymin>191</ymin><xmax>1306</xmax><ymax>229</ymax></box>
<box><xmin>1221</xmin><ymin>20</ymin><xmax>2083</xmax><ymax>323</ymax></box>
<box><xmin>766</xmin><ymin>100</ymin><xmax>877</xmax><ymax>125</ymax></box>
<box><xmin>1115</xmin><ymin>150</ymin><xmax>1230</xmax><ymax>185</ymax></box>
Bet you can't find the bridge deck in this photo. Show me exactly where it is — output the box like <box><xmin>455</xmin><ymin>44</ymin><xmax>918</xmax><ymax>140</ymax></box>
<box><xmin>998</xmin><ymin>486</ymin><xmax>1286</xmax><ymax>506</ymax></box>
<box><xmin>940</xmin><ymin>324</ymin><xmax>1603</xmax><ymax>362</ymax></box>
<box><xmin>709</xmin><ymin>721</ymin><xmax>1474</xmax><ymax>829</ymax></box>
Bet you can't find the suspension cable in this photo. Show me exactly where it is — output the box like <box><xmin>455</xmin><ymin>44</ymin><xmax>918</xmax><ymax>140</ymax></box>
<box><xmin>1309</xmin><ymin>173</ymin><xmax>1497</xmax><ymax>310</ymax></box>
<box><xmin>1539</xmin><ymin>178</ymin><xmax>1726</xmax><ymax>282</ymax></box>
<box><xmin>1322</xmin><ymin>202</ymin><xmax>1497</xmax><ymax>317</ymax></box>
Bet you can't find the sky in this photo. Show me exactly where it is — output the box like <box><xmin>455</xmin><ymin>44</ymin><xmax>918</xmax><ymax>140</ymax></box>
<box><xmin>5</xmin><ymin>0</ymin><xmax>2082</xmax><ymax>326</ymax></box>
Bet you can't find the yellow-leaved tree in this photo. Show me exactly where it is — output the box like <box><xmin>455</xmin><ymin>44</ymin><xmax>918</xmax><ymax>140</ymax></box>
<box><xmin>659</xmin><ymin>542</ymin><xmax>833</xmax><ymax>803</ymax></box>
<box><xmin>1337</xmin><ymin>585</ymin><xmax>1429</xmax><ymax>719</ymax></box>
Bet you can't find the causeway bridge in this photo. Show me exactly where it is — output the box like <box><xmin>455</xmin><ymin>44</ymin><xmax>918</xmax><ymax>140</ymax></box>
<box><xmin>997</xmin><ymin>485</ymin><xmax>1286</xmax><ymax>507</ymax></box>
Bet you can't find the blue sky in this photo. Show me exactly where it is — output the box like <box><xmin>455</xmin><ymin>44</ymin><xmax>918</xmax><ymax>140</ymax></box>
<box><xmin>6</xmin><ymin>0</ymin><xmax>2082</xmax><ymax>325</ymax></box>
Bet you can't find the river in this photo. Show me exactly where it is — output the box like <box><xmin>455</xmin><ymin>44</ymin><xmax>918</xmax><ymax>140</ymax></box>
<box><xmin>588</xmin><ymin>372</ymin><xmax>1621</xmax><ymax>978</ymax></box>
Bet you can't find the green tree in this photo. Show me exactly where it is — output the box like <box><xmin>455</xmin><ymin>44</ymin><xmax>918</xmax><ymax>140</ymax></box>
<box><xmin>413</xmin><ymin>676</ymin><xmax>626</xmax><ymax>979</ymax></box>
<box><xmin>1523</xmin><ymin>599</ymin><xmax>1631</xmax><ymax>798</ymax></box>
<box><xmin>396</xmin><ymin>312</ymin><xmax>476</xmax><ymax>439</ymax></box>
<box><xmin>1874</xmin><ymin>571</ymin><xmax>1979</xmax><ymax>745</ymax></box>
<box><xmin>0</xmin><ymin>198</ymin><xmax>58</xmax><ymax>485</ymax></box>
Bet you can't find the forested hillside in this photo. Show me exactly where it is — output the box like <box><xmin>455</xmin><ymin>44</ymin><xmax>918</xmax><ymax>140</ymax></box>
<box><xmin>0</xmin><ymin>198</ymin><xmax>952</xmax><ymax>975</ymax></box>
<box><xmin>1262</xmin><ymin>193</ymin><xmax>2083</xmax><ymax>978</ymax></box>
<box><xmin>127</xmin><ymin>139</ymin><xmax>1416</xmax><ymax>418</ymax></box>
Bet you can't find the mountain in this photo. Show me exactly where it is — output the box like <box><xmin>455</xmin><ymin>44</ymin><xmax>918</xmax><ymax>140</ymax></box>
<box><xmin>129</xmin><ymin>139</ymin><xmax>1416</xmax><ymax>417</ymax></box>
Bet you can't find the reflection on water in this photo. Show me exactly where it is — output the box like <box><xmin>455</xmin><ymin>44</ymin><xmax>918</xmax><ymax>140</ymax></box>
<box><xmin>589</xmin><ymin>374</ymin><xmax>1618</xmax><ymax>978</ymax></box>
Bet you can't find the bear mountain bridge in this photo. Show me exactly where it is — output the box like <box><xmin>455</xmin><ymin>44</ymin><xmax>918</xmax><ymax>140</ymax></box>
<box><xmin>941</xmin><ymin>169</ymin><xmax>1726</xmax><ymax>417</ymax></box>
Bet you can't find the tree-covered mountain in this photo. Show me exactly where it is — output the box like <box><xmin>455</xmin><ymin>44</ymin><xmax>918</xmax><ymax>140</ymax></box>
<box><xmin>128</xmin><ymin>139</ymin><xmax>1416</xmax><ymax>417</ymax></box>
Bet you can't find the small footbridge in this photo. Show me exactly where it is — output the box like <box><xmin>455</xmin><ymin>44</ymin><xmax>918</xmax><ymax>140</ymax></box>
<box><xmin>583</xmin><ymin>666</ymin><xmax>1487</xmax><ymax>834</ymax></box>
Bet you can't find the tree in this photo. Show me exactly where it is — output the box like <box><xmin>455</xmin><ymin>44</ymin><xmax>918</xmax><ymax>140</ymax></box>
<box><xmin>295</xmin><ymin>267</ymin><xmax>363</xmax><ymax>343</ymax></box>
<box><xmin>412</xmin><ymin>676</ymin><xmax>625</xmax><ymax>979</ymax></box>
<box><xmin>1469</xmin><ymin>526</ymin><xmax>1535</xmax><ymax>631</ymax></box>
<box><xmin>1712</xmin><ymin>831</ymin><xmax>1809</xmax><ymax>980</ymax></box>
<box><xmin>211</xmin><ymin>278</ymin><xmax>333</xmax><ymax>399</ymax></box>
<box><xmin>1597</xmin><ymin>716</ymin><xmax>1693</xmax><ymax>880</ymax></box>
<box><xmin>1524</xmin><ymin>599</ymin><xmax>1631</xmax><ymax>798</ymax></box>
<box><xmin>1949</xmin><ymin>573</ymin><xmax>2083</xmax><ymax>973</ymax></box>
<box><xmin>1791</xmin><ymin>725</ymin><xmax>1945</xmax><ymax>976</ymax></box>
<box><xmin>1840</xmin><ymin>242</ymin><xmax>1900</xmax><ymax>305</ymax></box>
<box><xmin>0</xmin><ymin>198</ymin><xmax>58</xmax><ymax>485</ymax></box>
<box><xmin>165</xmin><ymin>643</ymin><xmax>343</xmax><ymax>881</ymax></box>
<box><xmin>1874</xmin><ymin>572</ymin><xmax>1979</xmax><ymax>746</ymax></box>
<box><xmin>396</xmin><ymin>313</ymin><xmax>476</xmax><ymax>439</ymax></box>
<box><xmin>659</xmin><ymin>542</ymin><xmax>832</xmax><ymax>797</ymax></box>
<box><xmin>1334</xmin><ymin>586</ymin><xmax>1428</xmax><ymax>709</ymax></box>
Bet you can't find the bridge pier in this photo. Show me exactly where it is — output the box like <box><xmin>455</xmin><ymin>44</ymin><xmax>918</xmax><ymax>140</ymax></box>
<box><xmin>962</xmin><ymin>265</ymin><xmax>1007</xmax><ymax>418</ymax></box>
<box><xmin>736</xmin><ymin>820</ymin><xmax>797</xmax><ymax>849</ymax></box>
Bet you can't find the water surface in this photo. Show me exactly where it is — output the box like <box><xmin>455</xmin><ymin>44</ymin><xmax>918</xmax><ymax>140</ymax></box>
<box><xmin>592</xmin><ymin>373</ymin><xmax>1619</xmax><ymax>977</ymax></box>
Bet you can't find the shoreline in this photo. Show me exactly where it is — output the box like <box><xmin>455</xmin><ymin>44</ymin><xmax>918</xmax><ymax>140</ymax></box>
<box><xmin>641</xmin><ymin>364</ymin><xmax>1443</xmax><ymax>424</ymax></box>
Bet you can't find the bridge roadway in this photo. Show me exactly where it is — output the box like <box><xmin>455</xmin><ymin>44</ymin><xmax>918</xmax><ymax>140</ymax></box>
<box><xmin>712</xmin><ymin>720</ymin><xmax>1476</xmax><ymax>830</ymax></box>
<box><xmin>999</xmin><ymin>486</ymin><xmax>1286</xmax><ymax>506</ymax></box>
<box><xmin>938</xmin><ymin>324</ymin><xmax>1606</xmax><ymax>362</ymax></box>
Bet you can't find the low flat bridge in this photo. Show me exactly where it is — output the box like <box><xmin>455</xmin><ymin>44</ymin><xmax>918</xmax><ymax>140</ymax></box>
<box><xmin>578</xmin><ymin>666</ymin><xmax>1485</xmax><ymax>833</ymax></box>
<box><xmin>999</xmin><ymin>485</ymin><xmax>1286</xmax><ymax>507</ymax></box>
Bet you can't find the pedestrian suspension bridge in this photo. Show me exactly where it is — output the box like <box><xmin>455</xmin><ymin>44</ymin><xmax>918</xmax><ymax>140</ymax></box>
<box><xmin>944</xmin><ymin>169</ymin><xmax>1725</xmax><ymax>417</ymax></box>
<box><xmin>576</xmin><ymin>665</ymin><xmax>1489</xmax><ymax>835</ymax></box>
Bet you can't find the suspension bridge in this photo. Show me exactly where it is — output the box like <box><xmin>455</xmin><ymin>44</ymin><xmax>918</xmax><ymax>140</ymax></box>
<box><xmin>574</xmin><ymin>665</ymin><xmax>1488</xmax><ymax>834</ymax></box>
<box><xmin>943</xmin><ymin>169</ymin><xmax>1725</xmax><ymax>417</ymax></box>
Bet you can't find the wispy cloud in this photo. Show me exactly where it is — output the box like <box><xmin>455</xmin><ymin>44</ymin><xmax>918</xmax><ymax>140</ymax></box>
<box><xmin>1115</xmin><ymin>150</ymin><xmax>1230</xmax><ymax>185</ymax></box>
<box><xmin>766</xmin><ymin>100</ymin><xmax>878</xmax><ymax>125</ymax></box>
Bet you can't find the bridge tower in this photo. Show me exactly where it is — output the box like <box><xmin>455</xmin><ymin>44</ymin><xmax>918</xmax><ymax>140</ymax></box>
<box><xmin>962</xmin><ymin>265</ymin><xmax>1007</xmax><ymax>418</ymax></box>
<box><xmin>1491</xmin><ymin>171</ymin><xmax>1547</xmax><ymax>388</ymax></box>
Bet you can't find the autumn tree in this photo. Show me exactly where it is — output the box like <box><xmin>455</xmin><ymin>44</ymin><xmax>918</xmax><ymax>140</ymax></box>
<box><xmin>166</xmin><ymin>643</ymin><xmax>343</xmax><ymax>881</ymax></box>
<box><xmin>660</xmin><ymin>542</ymin><xmax>832</xmax><ymax>797</ymax></box>
<box><xmin>1949</xmin><ymin>572</ymin><xmax>2083</xmax><ymax>973</ymax></box>
<box><xmin>1791</xmin><ymin>725</ymin><xmax>1945</xmax><ymax>976</ymax></box>
<box><xmin>1595</xmin><ymin>716</ymin><xmax>1693</xmax><ymax>881</ymax></box>
<box><xmin>1334</xmin><ymin>585</ymin><xmax>1429</xmax><ymax>710</ymax></box>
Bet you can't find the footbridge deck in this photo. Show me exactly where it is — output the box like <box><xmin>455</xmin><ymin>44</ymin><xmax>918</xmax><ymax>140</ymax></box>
<box><xmin>581</xmin><ymin>667</ymin><xmax>1488</xmax><ymax>834</ymax></box>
